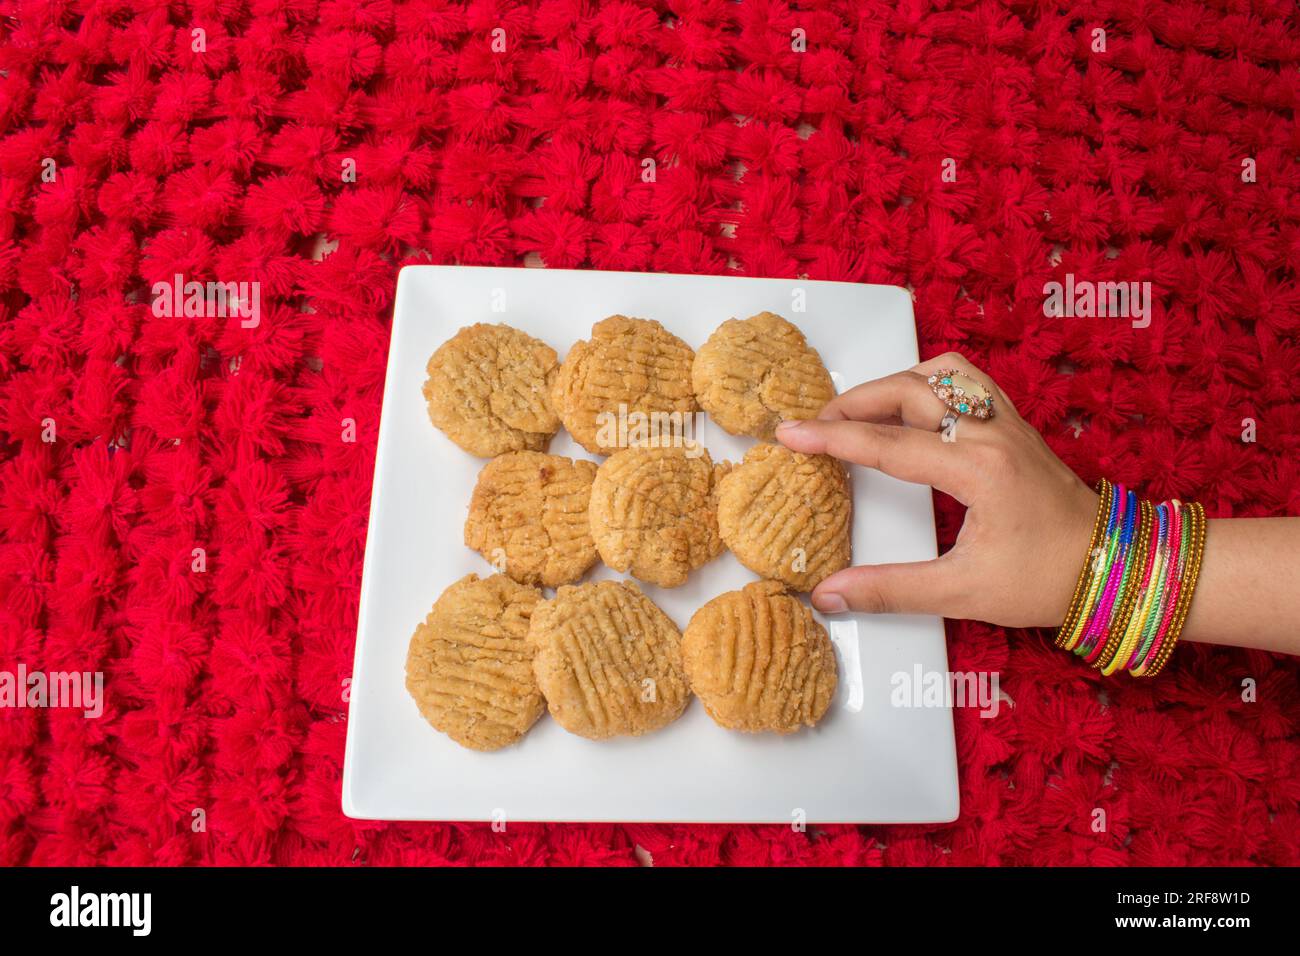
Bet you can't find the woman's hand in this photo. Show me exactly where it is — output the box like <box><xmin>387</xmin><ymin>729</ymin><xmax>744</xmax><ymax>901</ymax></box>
<box><xmin>775</xmin><ymin>352</ymin><xmax>1099</xmax><ymax>628</ymax></box>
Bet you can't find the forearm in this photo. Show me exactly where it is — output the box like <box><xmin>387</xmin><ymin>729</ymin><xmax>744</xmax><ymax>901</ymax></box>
<box><xmin>782</xmin><ymin>359</ymin><xmax>1300</xmax><ymax>663</ymax></box>
<box><xmin>1179</xmin><ymin>517</ymin><xmax>1300</xmax><ymax>654</ymax></box>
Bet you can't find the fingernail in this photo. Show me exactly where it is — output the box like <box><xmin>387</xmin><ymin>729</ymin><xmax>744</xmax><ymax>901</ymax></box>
<box><xmin>813</xmin><ymin>592</ymin><xmax>847</xmax><ymax>613</ymax></box>
<box><xmin>775</xmin><ymin>419</ymin><xmax>803</xmax><ymax>432</ymax></box>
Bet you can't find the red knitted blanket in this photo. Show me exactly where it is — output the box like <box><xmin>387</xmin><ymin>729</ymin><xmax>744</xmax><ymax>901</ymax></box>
<box><xmin>1</xmin><ymin>0</ymin><xmax>1297</xmax><ymax>866</ymax></box>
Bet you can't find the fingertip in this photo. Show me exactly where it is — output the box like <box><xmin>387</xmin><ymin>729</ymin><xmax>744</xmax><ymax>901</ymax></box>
<box><xmin>811</xmin><ymin>589</ymin><xmax>847</xmax><ymax>614</ymax></box>
<box><xmin>774</xmin><ymin>418</ymin><xmax>821</xmax><ymax>453</ymax></box>
<box><xmin>813</xmin><ymin>565</ymin><xmax>870</xmax><ymax>613</ymax></box>
<box><xmin>813</xmin><ymin>566</ymin><xmax>859</xmax><ymax>597</ymax></box>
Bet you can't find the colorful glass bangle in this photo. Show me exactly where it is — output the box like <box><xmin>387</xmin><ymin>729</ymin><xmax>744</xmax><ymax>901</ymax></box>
<box><xmin>1055</xmin><ymin>483</ymin><xmax>1207</xmax><ymax>678</ymax></box>
<box><xmin>1108</xmin><ymin>501</ymin><xmax>1168</xmax><ymax>675</ymax></box>
<box><xmin>1111</xmin><ymin>499</ymin><xmax>1163</xmax><ymax>671</ymax></box>
<box><xmin>1143</xmin><ymin>502</ymin><xmax>1206</xmax><ymax>678</ymax></box>
<box><xmin>1062</xmin><ymin>485</ymin><xmax>1124</xmax><ymax>653</ymax></box>
<box><xmin>1095</xmin><ymin>499</ymin><xmax>1153</xmax><ymax>671</ymax></box>
<box><xmin>1079</xmin><ymin>488</ymin><xmax>1137</xmax><ymax>658</ymax></box>
<box><xmin>1140</xmin><ymin>501</ymin><xmax>1192</xmax><ymax>674</ymax></box>
<box><xmin>1127</xmin><ymin>502</ymin><xmax>1179</xmax><ymax>672</ymax></box>
<box><xmin>1054</xmin><ymin>478</ymin><xmax>1113</xmax><ymax>648</ymax></box>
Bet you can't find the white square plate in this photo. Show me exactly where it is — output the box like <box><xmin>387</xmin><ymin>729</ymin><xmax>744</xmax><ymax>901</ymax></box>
<box><xmin>343</xmin><ymin>266</ymin><xmax>959</xmax><ymax>824</ymax></box>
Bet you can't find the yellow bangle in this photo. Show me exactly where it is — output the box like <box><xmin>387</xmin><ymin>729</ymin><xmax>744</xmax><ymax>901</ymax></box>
<box><xmin>1065</xmin><ymin>510</ymin><xmax>1121</xmax><ymax>652</ymax></box>
<box><xmin>1110</xmin><ymin>518</ymin><xmax>1169</xmax><ymax>674</ymax></box>
<box><xmin>1098</xmin><ymin>500</ymin><xmax>1153</xmax><ymax>674</ymax></box>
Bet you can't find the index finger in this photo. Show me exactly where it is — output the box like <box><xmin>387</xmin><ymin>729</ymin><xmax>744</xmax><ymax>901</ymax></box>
<box><xmin>775</xmin><ymin>418</ymin><xmax>978</xmax><ymax>504</ymax></box>
<box><xmin>818</xmin><ymin>370</ymin><xmax>947</xmax><ymax>430</ymax></box>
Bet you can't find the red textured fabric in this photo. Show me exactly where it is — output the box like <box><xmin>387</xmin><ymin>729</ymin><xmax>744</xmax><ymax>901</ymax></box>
<box><xmin>1</xmin><ymin>0</ymin><xmax>1298</xmax><ymax>867</ymax></box>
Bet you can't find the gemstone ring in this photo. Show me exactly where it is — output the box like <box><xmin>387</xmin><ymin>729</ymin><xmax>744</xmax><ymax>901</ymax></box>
<box><xmin>927</xmin><ymin>369</ymin><xmax>995</xmax><ymax>427</ymax></box>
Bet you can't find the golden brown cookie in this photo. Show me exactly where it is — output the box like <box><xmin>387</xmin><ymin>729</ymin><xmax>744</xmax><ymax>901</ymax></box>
<box><xmin>551</xmin><ymin>316</ymin><xmax>698</xmax><ymax>455</ymax></box>
<box><xmin>528</xmin><ymin>580</ymin><xmax>691</xmax><ymax>739</ymax></box>
<box><xmin>682</xmin><ymin>580</ymin><xmax>838</xmax><ymax>734</ymax></box>
<box><xmin>588</xmin><ymin>443</ymin><xmax>731</xmax><ymax>588</ymax></box>
<box><xmin>464</xmin><ymin>451</ymin><xmax>599</xmax><ymax>588</ymax></box>
<box><xmin>423</xmin><ymin>323</ymin><xmax>561</xmax><ymax>457</ymax></box>
<box><xmin>404</xmin><ymin>573</ymin><xmax>546</xmax><ymax>751</ymax></box>
<box><xmin>716</xmin><ymin>442</ymin><xmax>851</xmax><ymax>591</ymax></box>
<box><xmin>692</xmin><ymin>312</ymin><xmax>835</xmax><ymax>439</ymax></box>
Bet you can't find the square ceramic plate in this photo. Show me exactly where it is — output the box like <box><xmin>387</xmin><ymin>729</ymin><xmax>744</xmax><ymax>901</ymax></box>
<box><xmin>342</xmin><ymin>266</ymin><xmax>959</xmax><ymax>824</ymax></box>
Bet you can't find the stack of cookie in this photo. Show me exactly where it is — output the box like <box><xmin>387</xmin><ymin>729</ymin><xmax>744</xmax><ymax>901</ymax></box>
<box><xmin>407</xmin><ymin>313</ymin><xmax>848</xmax><ymax>751</ymax></box>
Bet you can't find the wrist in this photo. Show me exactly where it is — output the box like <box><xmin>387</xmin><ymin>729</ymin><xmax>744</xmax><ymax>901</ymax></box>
<box><xmin>1040</xmin><ymin>482</ymin><xmax>1103</xmax><ymax>628</ymax></box>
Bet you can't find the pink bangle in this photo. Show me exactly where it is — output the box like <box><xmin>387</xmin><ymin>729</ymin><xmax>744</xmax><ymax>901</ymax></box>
<box><xmin>1141</xmin><ymin>502</ymin><xmax>1187</xmax><ymax>672</ymax></box>
<box><xmin>1081</xmin><ymin>488</ymin><xmax>1136</xmax><ymax>658</ymax></box>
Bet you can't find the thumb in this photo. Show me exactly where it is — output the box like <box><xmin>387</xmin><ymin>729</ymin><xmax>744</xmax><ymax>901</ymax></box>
<box><xmin>810</xmin><ymin>558</ymin><xmax>960</xmax><ymax>617</ymax></box>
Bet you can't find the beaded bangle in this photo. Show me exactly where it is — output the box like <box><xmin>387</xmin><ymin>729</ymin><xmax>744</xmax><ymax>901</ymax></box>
<box><xmin>1060</xmin><ymin>484</ymin><xmax>1123</xmax><ymax>653</ymax></box>
<box><xmin>1054</xmin><ymin>479</ymin><xmax>1113</xmax><ymax>649</ymax></box>
<box><xmin>1053</xmin><ymin>482</ymin><xmax>1207</xmax><ymax>678</ymax></box>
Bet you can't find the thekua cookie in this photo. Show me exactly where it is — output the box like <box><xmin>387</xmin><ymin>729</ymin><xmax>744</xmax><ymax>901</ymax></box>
<box><xmin>423</xmin><ymin>323</ymin><xmax>561</xmax><ymax>457</ymax></box>
<box><xmin>551</xmin><ymin>316</ymin><xmax>698</xmax><ymax>455</ymax></box>
<box><xmin>692</xmin><ymin>312</ymin><xmax>835</xmax><ymax>439</ymax></box>
<box><xmin>682</xmin><ymin>580</ymin><xmax>838</xmax><ymax>734</ymax></box>
<box><xmin>405</xmin><ymin>573</ymin><xmax>546</xmax><ymax>751</ymax></box>
<box><xmin>528</xmin><ymin>580</ymin><xmax>691</xmax><ymax>739</ymax></box>
<box><xmin>588</xmin><ymin>442</ymin><xmax>730</xmax><ymax>588</ymax></box>
<box><xmin>464</xmin><ymin>451</ymin><xmax>599</xmax><ymax>588</ymax></box>
<box><xmin>716</xmin><ymin>442</ymin><xmax>851</xmax><ymax>591</ymax></box>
